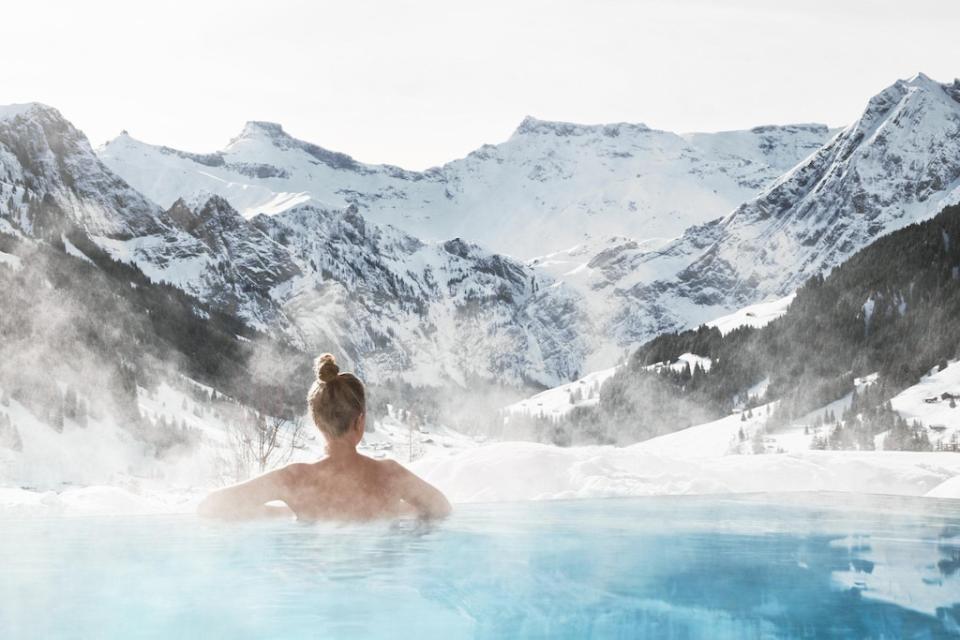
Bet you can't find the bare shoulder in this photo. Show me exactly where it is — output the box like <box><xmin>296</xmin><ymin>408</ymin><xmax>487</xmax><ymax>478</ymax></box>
<box><xmin>376</xmin><ymin>458</ymin><xmax>411</xmax><ymax>477</ymax></box>
<box><xmin>277</xmin><ymin>462</ymin><xmax>313</xmax><ymax>482</ymax></box>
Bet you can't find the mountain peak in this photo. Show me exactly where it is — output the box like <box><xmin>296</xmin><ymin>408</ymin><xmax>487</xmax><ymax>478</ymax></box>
<box><xmin>0</xmin><ymin>102</ymin><xmax>67</xmax><ymax>124</ymax></box>
<box><xmin>225</xmin><ymin>120</ymin><xmax>291</xmax><ymax>152</ymax></box>
<box><xmin>234</xmin><ymin>120</ymin><xmax>288</xmax><ymax>143</ymax></box>
<box><xmin>167</xmin><ymin>193</ymin><xmax>246</xmax><ymax>238</ymax></box>
<box><xmin>512</xmin><ymin>115</ymin><xmax>650</xmax><ymax>138</ymax></box>
<box><xmin>906</xmin><ymin>71</ymin><xmax>936</xmax><ymax>86</ymax></box>
<box><xmin>886</xmin><ymin>72</ymin><xmax>960</xmax><ymax>100</ymax></box>
<box><xmin>186</xmin><ymin>190</ymin><xmax>229</xmax><ymax>212</ymax></box>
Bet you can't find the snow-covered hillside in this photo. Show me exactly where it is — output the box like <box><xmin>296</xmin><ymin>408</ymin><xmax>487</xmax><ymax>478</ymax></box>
<box><xmin>98</xmin><ymin>117</ymin><xmax>833</xmax><ymax>259</ymax></box>
<box><xmin>504</xmin><ymin>366</ymin><xmax>620</xmax><ymax>420</ymax></box>
<box><xmin>636</xmin><ymin>360</ymin><xmax>960</xmax><ymax>460</ymax></box>
<box><xmin>500</xmin><ymin>287</ymin><xmax>793</xmax><ymax>425</ymax></box>
<box><xmin>890</xmin><ymin>361</ymin><xmax>960</xmax><ymax>447</ymax></box>
<box><xmin>704</xmin><ymin>293</ymin><xmax>795</xmax><ymax>335</ymax></box>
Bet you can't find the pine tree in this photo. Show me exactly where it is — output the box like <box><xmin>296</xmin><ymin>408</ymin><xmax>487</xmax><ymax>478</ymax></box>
<box><xmin>50</xmin><ymin>402</ymin><xmax>64</xmax><ymax>433</ymax></box>
<box><xmin>76</xmin><ymin>400</ymin><xmax>88</xmax><ymax>428</ymax></box>
<box><xmin>63</xmin><ymin>387</ymin><xmax>78</xmax><ymax>420</ymax></box>
<box><xmin>11</xmin><ymin>424</ymin><xmax>22</xmax><ymax>452</ymax></box>
<box><xmin>751</xmin><ymin>429</ymin><xmax>765</xmax><ymax>454</ymax></box>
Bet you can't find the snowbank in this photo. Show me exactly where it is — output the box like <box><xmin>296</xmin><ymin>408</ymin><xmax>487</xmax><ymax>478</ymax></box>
<box><xmin>0</xmin><ymin>486</ymin><xmax>195</xmax><ymax>517</ymax></box>
<box><xmin>925</xmin><ymin>475</ymin><xmax>960</xmax><ymax>499</ymax></box>
<box><xmin>4</xmin><ymin>442</ymin><xmax>960</xmax><ymax>517</ymax></box>
<box><xmin>411</xmin><ymin>442</ymin><xmax>960</xmax><ymax>504</ymax></box>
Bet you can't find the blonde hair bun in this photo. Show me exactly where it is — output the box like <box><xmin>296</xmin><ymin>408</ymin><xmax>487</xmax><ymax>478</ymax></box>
<box><xmin>308</xmin><ymin>352</ymin><xmax>366</xmax><ymax>438</ymax></box>
<box><xmin>316</xmin><ymin>353</ymin><xmax>340</xmax><ymax>383</ymax></box>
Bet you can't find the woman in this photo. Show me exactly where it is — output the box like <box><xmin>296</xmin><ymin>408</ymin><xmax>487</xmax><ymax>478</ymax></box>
<box><xmin>199</xmin><ymin>354</ymin><xmax>451</xmax><ymax>521</ymax></box>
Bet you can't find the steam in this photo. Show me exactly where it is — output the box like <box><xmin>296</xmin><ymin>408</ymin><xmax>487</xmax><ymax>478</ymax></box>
<box><xmin>0</xmin><ymin>234</ymin><xmax>320</xmax><ymax>493</ymax></box>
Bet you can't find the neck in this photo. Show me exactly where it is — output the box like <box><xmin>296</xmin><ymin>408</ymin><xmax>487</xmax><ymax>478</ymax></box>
<box><xmin>325</xmin><ymin>438</ymin><xmax>358</xmax><ymax>458</ymax></box>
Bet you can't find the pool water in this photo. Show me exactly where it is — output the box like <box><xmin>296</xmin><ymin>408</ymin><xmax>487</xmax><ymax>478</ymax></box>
<box><xmin>1</xmin><ymin>493</ymin><xmax>959</xmax><ymax>639</ymax></box>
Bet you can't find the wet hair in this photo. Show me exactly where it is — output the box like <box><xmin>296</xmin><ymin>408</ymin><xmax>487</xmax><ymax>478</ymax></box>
<box><xmin>306</xmin><ymin>353</ymin><xmax>365</xmax><ymax>438</ymax></box>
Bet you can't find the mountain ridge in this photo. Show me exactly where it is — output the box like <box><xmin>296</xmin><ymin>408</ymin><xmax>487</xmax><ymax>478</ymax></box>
<box><xmin>6</xmin><ymin>73</ymin><xmax>960</xmax><ymax>391</ymax></box>
<box><xmin>99</xmin><ymin>112</ymin><xmax>835</xmax><ymax>258</ymax></box>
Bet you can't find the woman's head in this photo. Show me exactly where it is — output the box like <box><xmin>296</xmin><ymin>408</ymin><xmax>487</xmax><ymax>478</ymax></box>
<box><xmin>307</xmin><ymin>353</ymin><xmax>366</xmax><ymax>440</ymax></box>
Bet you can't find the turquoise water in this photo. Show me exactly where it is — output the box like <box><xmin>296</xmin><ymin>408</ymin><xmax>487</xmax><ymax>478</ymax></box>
<box><xmin>1</xmin><ymin>493</ymin><xmax>959</xmax><ymax>639</ymax></box>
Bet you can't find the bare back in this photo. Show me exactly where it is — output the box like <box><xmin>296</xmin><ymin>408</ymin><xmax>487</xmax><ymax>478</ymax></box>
<box><xmin>198</xmin><ymin>453</ymin><xmax>451</xmax><ymax>522</ymax></box>
<box><xmin>283</xmin><ymin>456</ymin><xmax>411</xmax><ymax>521</ymax></box>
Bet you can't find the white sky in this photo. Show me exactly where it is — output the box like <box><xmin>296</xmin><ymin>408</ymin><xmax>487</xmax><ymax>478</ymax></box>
<box><xmin>2</xmin><ymin>0</ymin><xmax>958</xmax><ymax>169</ymax></box>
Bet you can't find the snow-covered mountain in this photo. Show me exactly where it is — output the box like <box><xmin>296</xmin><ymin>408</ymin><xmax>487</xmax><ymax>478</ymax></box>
<box><xmin>0</xmin><ymin>103</ymin><xmax>166</xmax><ymax>239</ymax></box>
<box><xmin>534</xmin><ymin>73</ymin><xmax>960</xmax><ymax>347</ymax></box>
<box><xmin>630</xmin><ymin>73</ymin><xmax>960</xmax><ymax>323</ymax></box>
<box><xmin>98</xmin><ymin>116</ymin><xmax>834</xmax><ymax>259</ymax></box>
<box><xmin>6</xmin><ymin>72</ymin><xmax>960</xmax><ymax>389</ymax></box>
<box><xmin>0</xmin><ymin>103</ymin><xmax>296</xmax><ymax>329</ymax></box>
<box><xmin>0</xmin><ymin>104</ymin><xmax>594</xmax><ymax>386</ymax></box>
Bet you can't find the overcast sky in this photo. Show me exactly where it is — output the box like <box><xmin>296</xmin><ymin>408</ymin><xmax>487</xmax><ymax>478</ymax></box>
<box><xmin>2</xmin><ymin>0</ymin><xmax>958</xmax><ymax>169</ymax></box>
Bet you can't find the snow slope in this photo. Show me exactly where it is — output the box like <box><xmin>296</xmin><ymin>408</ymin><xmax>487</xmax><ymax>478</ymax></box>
<box><xmin>705</xmin><ymin>293</ymin><xmax>795</xmax><ymax>335</ymax></box>
<box><xmin>504</xmin><ymin>366</ymin><xmax>620</xmax><ymax>419</ymax></box>
<box><xmin>889</xmin><ymin>360</ymin><xmax>960</xmax><ymax>448</ymax></box>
